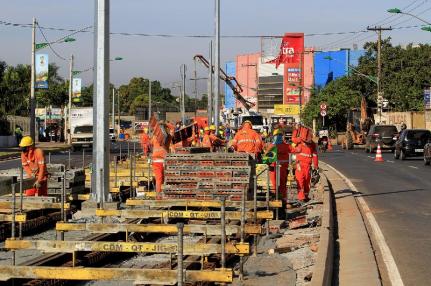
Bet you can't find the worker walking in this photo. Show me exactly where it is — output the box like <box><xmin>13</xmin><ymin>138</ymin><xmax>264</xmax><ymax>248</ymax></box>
<box><xmin>19</xmin><ymin>136</ymin><xmax>48</xmax><ymax>196</ymax></box>
<box><xmin>150</xmin><ymin>123</ymin><xmax>170</xmax><ymax>193</ymax></box>
<box><xmin>294</xmin><ymin>132</ymin><xmax>318</xmax><ymax>202</ymax></box>
<box><xmin>264</xmin><ymin>129</ymin><xmax>292</xmax><ymax>200</ymax></box>
<box><xmin>230</xmin><ymin>121</ymin><xmax>263</xmax><ymax>158</ymax></box>
<box><xmin>140</xmin><ymin>128</ymin><xmax>150</xmax><ymax>157</ymax></box>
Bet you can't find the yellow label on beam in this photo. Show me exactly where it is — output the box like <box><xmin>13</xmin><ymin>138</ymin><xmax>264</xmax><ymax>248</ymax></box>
<box><xmin>5</xmin><ymin>239</ymin><xmax>249</xmax><ymax>255</ymax></box>
<box><xmin>95</xmin><ymin>209</ymin><xmax>273</xmax><ymax>220</ymax></box>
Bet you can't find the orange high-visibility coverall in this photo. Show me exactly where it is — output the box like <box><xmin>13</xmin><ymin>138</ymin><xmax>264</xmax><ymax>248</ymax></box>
<box><xmin>21</xmin><ymin>147</ymin><xmax>48</xmax><ymax>196</ymax></box>
<box><xmin>294</xmin><ymin>142</ymin><xmax>318</xmax><ymax>201</ymax></box>
<box><xmin>202</xmin><ymin>130</ymin><xmax>212</xmax><ymax>148</ymax></box>
<box><xmin>265</xmin><ymin>142</ymin><xmax>292</xmax><ymax>199</ymax></box>
<box><xmin>151</xmin><ymin>137</ymin><xmax>169</xmax><ymax>193</ymax></box>
<box><xmin>140</xmin><ymin>132</ymin><xmax>150</xmax><ymax>156</ymax></box>
<box><xmin>231</xmin><ymin>123</ymin><xmax>263</xmax><ymax>157</ymax></box>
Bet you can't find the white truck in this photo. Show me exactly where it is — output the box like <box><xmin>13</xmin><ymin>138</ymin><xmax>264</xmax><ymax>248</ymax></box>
<box><xmin>70</xmin><ymin>107</ymin><xmax>93</xmax><ymax>151</ymax></box>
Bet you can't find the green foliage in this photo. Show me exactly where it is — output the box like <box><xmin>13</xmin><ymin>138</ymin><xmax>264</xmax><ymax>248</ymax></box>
<box><xmin>303</xmin><ymin>38</ymin><xmax>431</xmax><ymax>129</ymax></box>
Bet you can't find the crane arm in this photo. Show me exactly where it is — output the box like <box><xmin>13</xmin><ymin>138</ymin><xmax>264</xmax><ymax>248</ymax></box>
<box><xmin>193</xmin><ymin>54</ymin><xmax>256</xmax><ymax>111</ymax></box>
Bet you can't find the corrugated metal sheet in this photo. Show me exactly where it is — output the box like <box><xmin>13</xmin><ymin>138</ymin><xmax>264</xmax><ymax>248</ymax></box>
<box><xmin>224</xmin><ymin>61</ymin><xmax>236</xmax><ymax>109</ymax></box>
<box><xmin>314</xmin><ymin>50</ymin><xmax>348</xmax><ymax>88</ymax></box>
<box><xmin>258</xmin><ymin>56</ymin><xmax>285</xmax><ymax>77</ymax></box>
<box><xmin>236</xmin><ymin>53</ymin><xmax>260</xmax><ymax>110</ymax></box>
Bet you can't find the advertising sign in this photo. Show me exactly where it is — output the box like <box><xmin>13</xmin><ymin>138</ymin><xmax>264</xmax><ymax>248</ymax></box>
<box><xmin>424</xmin><ymin>88</ymin><xmax>431</xmax><ymax>110</ymax></box>
<box><xmin>270</xmin><ymin>33</ymin><xmax>304</xmax><ymax>68</ymax></box>
<box><xmin>273</xmin><ymin>104</ymin><xmax>300</xmax><ymax>115</ymax></box>
<box><xmin>35</xmin><ymin>54</ymin><xmax>49</xmax><ymax>89</ymax></box>
<box><xmin>72</xmin><ymin>78</ymin><xmax>82</xmax><ymax>103</ymax></box>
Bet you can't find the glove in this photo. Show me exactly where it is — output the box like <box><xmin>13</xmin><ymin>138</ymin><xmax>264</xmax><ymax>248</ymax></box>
<box><xmin>33</xmin><ymin>181</ymin><xmax>42</xmax><ymax>189</ymax></box>
<box><xmin>227</xmin><ymin>146</ymin><xmax>235</xmax><ymax>153</ymax></box>
<box><xmin>291</xmin><ymin>143</ymin><xmax>297</xmax><ymax>148</ymax></box>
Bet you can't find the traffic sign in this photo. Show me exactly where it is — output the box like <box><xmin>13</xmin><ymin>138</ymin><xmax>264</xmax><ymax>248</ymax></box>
<box><xmin>320</xmin><ymin>110</ymin><xmax>327</xmax><ymax>117</ymax></box>
<box><xmin>320</xmin><ymin>103</ymin><xmax>327</xmax><ymax>111</ymax></box>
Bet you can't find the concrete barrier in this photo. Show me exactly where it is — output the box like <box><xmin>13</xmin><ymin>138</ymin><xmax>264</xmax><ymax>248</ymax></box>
<box><xmin>311</xmin><ymin>173</ymin><xmax>334</xmax><ymax>286</ymax></box>
<box><xmin>0</xmin><ymin>135</ymin><xmax>17</xmax><ymax>148</ymax></box>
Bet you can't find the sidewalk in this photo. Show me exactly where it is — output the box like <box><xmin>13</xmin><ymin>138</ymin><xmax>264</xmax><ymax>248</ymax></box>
<box><xmin>0</xmin><ymin>142</ymin><xmax>70</xmax><ymax>160</ymax></box>
<box><xmin>321</xmin><ymin>162</ymin><xmax>381</xmax><ymax>286</ymax></box>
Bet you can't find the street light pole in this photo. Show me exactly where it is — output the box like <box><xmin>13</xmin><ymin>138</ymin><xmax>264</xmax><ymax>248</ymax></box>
<box><xmin>180</xmin><ymin>64</ymin><xmax>187</xmax><ymax>125</ymax></box>
<box><xmin>67</xmin><ymin>54</ymin><xmax>74</xmax><ymax>145</ymax></box>
<box><xmin>208</xmin><ymin>41</ymin><xmax>213</xmax><ymax>124</ymax></box>
<box><xmin>30</xmin><ymin>17</ymin><xmax>36</xmax><ymax>142</ymax></box>
<box><xmin>112</xmin><ymin>87</ymin><xmax>115</xmax><ymax>130</ymax></box>
<box><xmin>148</xmin><ymin>79</ymin><xmax>152</xmax><ymax>120</ymax></box>
<box><xmin>214</xmin><ymin>0</ymin><xmax>221</xmax><ymax>132</ymax></box>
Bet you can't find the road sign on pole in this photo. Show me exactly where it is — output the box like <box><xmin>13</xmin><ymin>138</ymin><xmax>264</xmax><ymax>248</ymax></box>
<box><xmin>320</xmin><ymin>110</ymin><xmax>327</xmax><ymax>117</ymax></box>
<box><xmin>320</xmin><ymin>103</ymin><xmax>327</xmax><ymax>111</ymax></box>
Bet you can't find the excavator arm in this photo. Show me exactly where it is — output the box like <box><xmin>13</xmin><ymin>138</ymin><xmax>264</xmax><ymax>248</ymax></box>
<box><xmin>193</xmin><ymin>54</ymin><xmax>256</xmax><ymax>111</ymax></box>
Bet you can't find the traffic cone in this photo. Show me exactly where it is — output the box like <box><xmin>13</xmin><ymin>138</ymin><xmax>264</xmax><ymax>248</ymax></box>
<box><xmin>374</xmin><ymin>143</ymin><xmax>384</xmax><ymax>162</ymax></box>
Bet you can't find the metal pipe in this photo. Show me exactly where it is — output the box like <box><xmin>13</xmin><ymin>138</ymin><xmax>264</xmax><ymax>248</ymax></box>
<box><xmin>133</xmin><ymin>142</ymin><xmax>136</xmax><ymax>182</ymax></box>
<box><xmin>129</xmin><ymin>153</ymin><xmax>134</xmax><ymax>198</ymax></box>
<box><xmin>177</xmin><ymin>222</ymin><xmax>184</xmax><ymax>286</ymax></box>
<box><xmin>127</xmin><ymin>141</ymin><xmax>130</xmax><ymax>162</ymax></box>
<box><xmin>119</xmin><ymin>141</ymin><xmax>122</xmax><ymax>162</ymax></box>
<box><xmin>61</xmin><ymin>167</ymin><xmax>66</xmax><ymax>241</ymax></box>
<box><xmin>253</xmin><ymin>175</ymin><xmax>258</xmax><ymax>256</ymax></box>
<box><xmin>114</xmin><ymin>155</ymin><xmax>118</xmax><ymax>188</ymax></box>
<box><xmin>30</xmin><ymin>17</ymin><xmax>36</xmax><ymax>142</ymax></box>
<box><xmin>214</xmin><ymin>0</ymin><xmax>221</xmax><ymax>132</ymax></box>
<box><xmin>68</xmin><ymin>149</ymin><xmax>71</xmax><ymax>170</ymax></box>
<box><xmin>48</xmin><ymin>152</ymin><xmax>51</xmax><ymax>164</ymax></box>
<box><xmin>207</xmin><ymin>41</ymin><xmax>213</xmax><ymax>124</ymax></box>
<box><xmin>239</xmin><ymin>186</ymin><xmax>246</xmax><ymax>280</ymax></box>
<box><xmin>11</xmin><ymin>182</ymin><xmax>16</xmax><ymax>266</ymax></box>
<box><xmin>276</xmin><ymin>163</ymin><xmax>280</xmax><ymax>219</ymax></box>
<box><xmin>266</xmin><ymin>165</ymin><xmax>270</xmax><ymax>236</ymax></box>
<box><xmin>220</xmin><ymin>196</ymin><xmax>226</xmax><ymax>269</ymax></box>
<box><xmin>82</xmin><ymin>148</ymin><xmax>85</xmax><ymax>169</ymax></box>
<box><xmin>68</xmin><ymin>55</ymin><xmax>74</xmax><ymax>144</ymax></box>
<box><xmin>19</xmin><ymin>167</ymin><xmax>23</xmax><ymax>239</ymax></box>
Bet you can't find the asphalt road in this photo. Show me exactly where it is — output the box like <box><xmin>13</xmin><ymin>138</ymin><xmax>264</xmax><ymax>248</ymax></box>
<box><xmin>0</xmin><ymin>141</ymin><xmax>141</xmax><ymax>171</ymax></box>
<box><xmin>321</xmin><ymin>146</ymin><xmax>431</xmax><ymax>286</ymax></box>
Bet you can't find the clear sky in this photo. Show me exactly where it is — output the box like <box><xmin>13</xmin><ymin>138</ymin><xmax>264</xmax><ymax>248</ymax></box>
<box><xmin>1</xmin><ymin>0</ymin><xmax>431</xmax><ymax>94</ymax></box>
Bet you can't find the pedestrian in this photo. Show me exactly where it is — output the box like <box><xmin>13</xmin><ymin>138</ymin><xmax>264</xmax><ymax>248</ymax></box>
<box><xmin>19</xmin><ymin>136</ymin><xmax>48</xmax><ymax>196</ymax></box>
<box><xmin>264</xmin><ymin>129</ymin><xmax>292</xmax><ymax>200</ymax></box>
<box><xmin>14</xmin><ymin>125</ymin><xmax>23</xmax><ymax>146</ymax></box>
<box><xmin>230</xmin><ymin>121</ymin><xmax>263</xmax><ymax>159</ymax></box>
<box><xmin>293</xmin><ymin>126</ymin><xmax>318</xmax><ymax>202</ymax></box>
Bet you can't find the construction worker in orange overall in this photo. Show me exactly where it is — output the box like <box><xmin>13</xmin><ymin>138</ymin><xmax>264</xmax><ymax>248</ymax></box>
<box><xmin>264</xmin><ymin>129</ymin><xmax>292</xmax><ymax>200</ymax></box>
<box><xmin>19</xmin><ymin>136</ymin><xmax>48</xmax><ymax>196</ymax></box>
<box><xmin>140</xmin><ymin>128</ymin><xmax>150</xmax><ymax>157</ymax></box>
<box><xmin>230</xmin><ymin>121</ymin><xmax>263</xmax><ymax>158</ymax></box>
<box><xmin>150</xmin><ymin>131</ymin><xmax>170</xmax><ymax>194</ymax></box>
<box><xmin>201</xmin><ymin>127</ymin><xmax>212</xmax><ymax>148</ymax></box>
<box><xmin>294</xmin><ymin>136</ymin><xmax>318</xmax><ymax>202</ymax></box>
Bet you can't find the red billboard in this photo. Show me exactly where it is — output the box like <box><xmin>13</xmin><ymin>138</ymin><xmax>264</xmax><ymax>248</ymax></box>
<box><xmin>271</xmin><ymin>33</ymin><xmax>304</xmax><ymax>68</ymax></box>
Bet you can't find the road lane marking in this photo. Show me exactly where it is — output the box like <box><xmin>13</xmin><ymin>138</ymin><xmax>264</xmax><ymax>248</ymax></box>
<box><xmin>386</xmin><ymin>160</ymin><xmax>394</xmax><ymax>163</ymax></box>
<box><xmin>325</xmin><ymin>163</ymin><xmax>404</xmax><ymax>286</ymax></box>
<box><xmin>367</xmin><ymin>156</ymin><xmax>373</xmax><ymax>158</ymax></box>
<box><xmin>408</xmin><ymin>166</ymin><xmax>418</xmax><ymax>169</ymax></box>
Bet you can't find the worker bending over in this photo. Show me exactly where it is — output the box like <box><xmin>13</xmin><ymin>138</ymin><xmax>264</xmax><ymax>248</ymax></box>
<box><xmin>20</xmin><ymin>136</ymin><xmax>48</xmax><ymax>196</ymax></box>
<box><xmin>230</xmin><ymin>121</ymin><xmax>263</xmax><ymax>158</ymax></box>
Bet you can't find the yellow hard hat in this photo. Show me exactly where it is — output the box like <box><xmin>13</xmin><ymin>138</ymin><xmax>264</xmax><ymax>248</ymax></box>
<box><xmin>204</xmin><ymin>127</ymin><xmax>210</xmax><ymax>131</ymax></box>
<box><xmin>144</xmin><ymin>128</ymin><xmax>148</xmax><ymax>133</ymax></box>
<box><xmin>273</xmin><ymin>129</ymin><xmax>281</xmax><ymax>136</ymax></box>
<box><xmin>19</xmin><ymin>136</ymin><xmax>34</xmax><ymax>148</ymax></box>
<box><xmin>209</xmin><ymin>125</ymin><xmax>216</xmax><ymax>131</ymax></box>
<box><xmin>219</xmin><ymin>125</ymin><xmax>225</xmax><ymax>130</ymax></box>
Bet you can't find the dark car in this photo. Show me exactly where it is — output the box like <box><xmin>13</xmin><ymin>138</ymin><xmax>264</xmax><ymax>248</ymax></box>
<box><xmin>365</xmin><ymin>124</ymin><xmax>398</xmax><ymax>153</ymax></box>
<box><xmin>423</xmin><ymin>138</ymin><xmax>431</xmax><ymax>165</ymax></box>
<box><xmin>394</xmin><ymin>129</ymin><xmax>431</xmax><ymax>160</ymax></box>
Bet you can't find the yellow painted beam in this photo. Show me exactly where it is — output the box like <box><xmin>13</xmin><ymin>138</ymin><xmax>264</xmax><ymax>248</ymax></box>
<box><xmin>68</xmin><ymin>194</ymin><xmax>91</xmax><ymax>201</ymax></box>
<box><xmin>5</xmin><ymin>239</ymin><xmax>249</xmax><ymax>255</ymax></box>
<box><xmin>0</xmin><ymin>213</ymin><xmax>26</xmax><ymax>222</ymax></box>
<box><xmin>0</xmin><ymin>202</ymin><xmax>69</xmax><ymax>210</ymax></box>
<box><xmin>95</xmin><ymin>209</ymin><xmax>273</xmax><ymax>220</ymax></box>
<box><xmin>126</xmin><ymin>198</ymin><xmax>282</xmax><ymax>208</ymax></box>
<box><xmin>0</xmin><ymin>266</ymin><xmax>233</xmax><ymax>283</ymax></box>
<box><xmin>56</xmin><ymin>222</ymin><xmax>263</xmax><ymax>235</ymax></box>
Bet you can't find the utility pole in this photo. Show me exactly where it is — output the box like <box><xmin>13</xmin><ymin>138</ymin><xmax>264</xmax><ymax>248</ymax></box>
<box><xmin>112</xmin><ymin>87</ymin><xmax>115</xmax><ymax>130</ymax></box>
<box><xmin>367</xmin><ymin>26</ymin><xmax>392</xmax><ymax>123</ymax></box>
<box><xmin>30</xmin><ymin>17</ymin><xmax>36</xmax><ymax>142</ymax></box>
<box><xmin>92</xmin><ymin>0</ymin><xmax>110</xmax><ymax>204</ymax></box>
<box><xmin>117</xmin><ymin>90</ymin><xmax>121</xmax><ymax>135</ymax></box>
<box><xmin>193</xmin><ymin>59</ymin><xmax>198</xmax><ymax>117</ymax></box>
<box><xmin>180</xmin><ymin>64</ymin><xmax>187</xmax><ymax>125</ymax></box>
<box><xmin>214</xmin><ymin>0</ymin><xmax>221</xmax><ymax>132</ymax></box>
<box><xmin>207</xmin><ymin>41</ymin><xmax>213</xmax><ymax>124</ymax></box>
<box><xmin>67</xmin><ymin>55</ymin><xmax>74</xmax><ymax>145</ymax></box>
<box><xmin>148</xmin><ymin>79</ymin><xmax>152</xmax><ymax>120</ymax></box>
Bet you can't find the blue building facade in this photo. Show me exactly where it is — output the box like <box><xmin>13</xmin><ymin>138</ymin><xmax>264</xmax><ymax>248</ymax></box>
<box><xmin>224</xmin><ymin>61</ymin><xmax>236</xmax><ymax>109</ymax></box>
<box><xmin>314</xmin><ymin>49</ymin><xmax>365</xmax><ymax>88</ymax></box>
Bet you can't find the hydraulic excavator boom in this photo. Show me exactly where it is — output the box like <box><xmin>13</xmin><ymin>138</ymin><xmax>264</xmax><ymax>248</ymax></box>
<box><xmin>193</xmin><ymin>54</ymin><xmax>256</xmax><ymax>111</ymax></box>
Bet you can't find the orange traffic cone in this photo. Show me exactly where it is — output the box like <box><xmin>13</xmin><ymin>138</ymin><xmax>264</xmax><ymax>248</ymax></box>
<box><xmin>374</xmin><ymin>143</ymin><xmax>384</xmax><ymax>162</ymax></box>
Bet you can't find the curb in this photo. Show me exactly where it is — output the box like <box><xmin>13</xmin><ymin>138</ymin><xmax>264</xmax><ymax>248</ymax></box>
<box><xmin>311</xmin><ymin>171</ymin><xmax>334</xmax><ymax>286</ymax></box>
